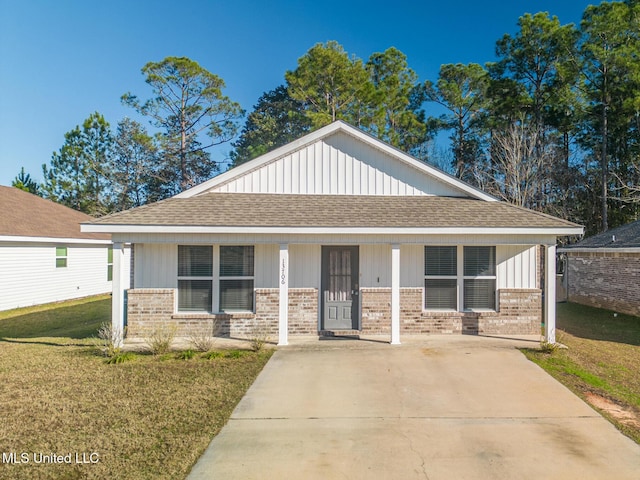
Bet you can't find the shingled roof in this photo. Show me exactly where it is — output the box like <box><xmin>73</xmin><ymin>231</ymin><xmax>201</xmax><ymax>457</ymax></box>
<box><xmin>87</xmin><ymin>192</ymin><xmax>579</xmax><ymax>231</ymax></box>
<box><xmin>563</xmin><ymin>219</ymin><xmax>640</xmax><ymax>249</ymax></box>
<box><xmin>0</xmin><ymin>186</ymin><xmax>110</xmax><ymax>241</ymax></box>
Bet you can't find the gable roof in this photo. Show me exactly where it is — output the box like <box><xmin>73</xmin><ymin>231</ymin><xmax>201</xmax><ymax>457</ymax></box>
<box><xmin>0</xmin><ymin>186</ymin><xmax>110</xmax><ymax>242</ymax></box>
<box><xmin>85</xmin><ymin>192</ymin><xmax>581</xmax><ymax>235</ymax></box>
<box><xmin>176</xmin><ymin>121</ymin><xmax>497</xmax><ymax>201</ymax></box>
<box><xmin>562</xmin><ymin>219</ymin><xmax>640</xmax><ymax>250</ymax></box>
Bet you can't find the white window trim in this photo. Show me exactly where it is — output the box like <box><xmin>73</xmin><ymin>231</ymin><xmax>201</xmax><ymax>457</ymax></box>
<box><xmin>56</xmin><ymin>246</ymin><xmax>68</xmax><ymax>269</ymax></box>
<box><xmin>462</xmin><ymin>246</ymin><xmax>497</xmax><ymax>312</ymax></box>
<box><xmin>218</xmin><ymin>245</ymin><xmax>255</xmax><ymax>313</ymax></box>
<box><xmin>176</xmin><ymin>245</ymin><xmax>256</xmax><ymax>314</ymax></box>
<box><xmin>423</xmin><ymin>245</ymin><xmax>497</xmax><ymax>313</ymax></box>
<box><xmin>176</xmin><ymin>245</ymin><xmax>214</xmax><ymax>313</ymax></box>
<box><xmin>424</xmin><ymin>245</ymin><xmax>458</xmax><ymax>312</ymax></box>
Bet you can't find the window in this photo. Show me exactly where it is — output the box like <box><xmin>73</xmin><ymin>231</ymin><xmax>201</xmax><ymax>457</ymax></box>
<box><xmin>219</xmin><ymin>246</ymin><xmax>254</xmax><ymax>311</ymax></box>
<box><xmin>424</xmin><ymin>245</ymin><xmax>497</xmax><ymax>311</ymax></box>
<box><xmin>176</xmin><ymin>245</ymin><xmax>255</xmax><ymax>313</ymax></box>
<box><xmin>424</xmin><ymin>246</ymin><xmax>457</xmax><ymax>309</ymax></box>
<box><xmin>56</xmin><ymin>246</ymin><xmax>67</xmax><ymax>268</ymax></box>
<box><xmin>177</xmin><ymin>246</ymin><xmax>213</xmax><ymax>312</ymax></box>
<box><xmin>107</xmin><ymin>247</ymin><xmax>113</xmax><ymax>281</ymax></box>
<box><xmin>463</xmin><ymin>246</ymin><xmax>496</xmax><ymax>310</ymax></box>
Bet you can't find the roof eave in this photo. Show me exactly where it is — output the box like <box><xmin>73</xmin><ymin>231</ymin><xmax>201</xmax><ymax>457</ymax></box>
<box><xmin>559</xmin><ymin>246</ymin><xmax>640</xmax><ymax>253</ymax></box>
<box><xmin>82</xmin><ymin>224</ymin><xmax>584</xmax><ymax>236</ymax></box>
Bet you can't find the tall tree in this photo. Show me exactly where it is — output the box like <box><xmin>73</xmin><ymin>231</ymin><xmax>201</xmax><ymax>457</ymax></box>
<box><xmin>122</xmin><ymin>56</ymin><xmax>242</xmax><ymax>195</ymax></box>
<box><xmin>110</xmin><ymin>118</ymin><xmax>158</xmax><ymax>210</ymax></box>
<box><xmin>12</xmin><ymin>167</ymin><xmax>40</xmax><ymax>195</ymax></box>
<box><xmin>366</xmin><ymin>47</ymin><xmax>426</xmax><ymax>154</ymax></box>
<box><xmin>42</xmin><ymin>112</ymin><xmax>112</xmax><ymax>215</ymax></box>
<box><xmin>230</xmin><ymin>85</ymin><xmax>310</xmax><ymax>167</ymax></box>
<box><xmin>422</xmin><ymin>63</ymin><xmax>490</xmax><ymax>181</ymax></box>
<box><xmin>480</xmin><ymin>118</ymin><xmax>550</xmax><ymax>208</ymax></box>
<box><xmin>490</xmin><ymin>12</ymin><xmax>581</xmax><ymax>213</ymax></box>
<box><xmin>285</xmin><ymin>41</ymin><xmax>373</xmax><ymax>129</ymax></box>
<box><xmin>579</xmin><ymin>0</ymin><xmax>640</xmax><ymax>231</ymax></box>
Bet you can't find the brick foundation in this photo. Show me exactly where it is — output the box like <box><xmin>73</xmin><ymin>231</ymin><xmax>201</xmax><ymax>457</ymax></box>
<box><xmin>125</xmin><ymin>287</ymin><xmax>318</xmax><ymax>340</ymax></box>
<box><xmin>125</xmin><ymin>286</ymin><xmax>541</xmax><ymax>340</ymax></box>
<box><xmin>360</xmin><ymin>288</ymin><xmax>541</xmax><ymax>335</ymax></box>
<box><xmin>567</xmin><ymin>252</ymin><xmax>640</xmax><ymax>317</ymax></box>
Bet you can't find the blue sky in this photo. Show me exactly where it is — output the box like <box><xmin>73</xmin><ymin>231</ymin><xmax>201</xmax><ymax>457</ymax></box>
<box><xmin>0</xmin><ymin>0</ymin><xmax>598</xmax><ymax>187</ymax></box>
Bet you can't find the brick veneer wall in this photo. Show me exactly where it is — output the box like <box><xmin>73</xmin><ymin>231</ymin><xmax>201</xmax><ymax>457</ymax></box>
<box><xmin>360</xmin><ymin>287</ymin><xmax>541</xmax><ymax>335</ymax></box>
<box><xmin>567</xmin><ymin>252</ymin><xmax>640</xmax><ymax>316</ymax></box>
<box><xmin>125</xmin><ymin>287</ymin><xmax>318</xmax><ymax>339</ymax></box>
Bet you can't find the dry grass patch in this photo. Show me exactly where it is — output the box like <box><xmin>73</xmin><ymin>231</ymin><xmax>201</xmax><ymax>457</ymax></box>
<box><xmin>0</xmin><ymin>298</ymin><xmax>272</xmax><ymax>479</ymax></box>
<box><xmin>523</xmin><ymin>302</ymin><xmax>640</xmax><ymax>444</ymax></box>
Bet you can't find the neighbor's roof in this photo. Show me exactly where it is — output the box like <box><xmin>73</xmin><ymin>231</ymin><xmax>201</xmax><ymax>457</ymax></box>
<box><xmin>84</xmin><ymin>193</ymin><xmax>581</xmax><ymax>234</ymax></box>
<box><xmin>562</xmin><ymin>219</ymin><xmax>640</xmax><ymax>250</ymax></box>
<box><xmin>0</xmin><ymin>186</ymin><xmax>110</xmax><ymax>241</ymax></box>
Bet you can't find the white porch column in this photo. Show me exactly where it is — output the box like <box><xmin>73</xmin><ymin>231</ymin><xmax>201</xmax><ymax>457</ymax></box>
<box><xmin>278</xmin><ymin>244</ymin><xmax>289</xmax><ymax>346</ymax></box>
<box><xmin>111</xmin><ymin>242</ymin><xmax>127</xmax><ymax>348</ymax></box>
<box><xmin>391</xmin><ymin>244</ymin><xmax>401</xmax><ymax>345</ymax></box>
<box><xmin>544</xmin><ymin>244</ymin><xmax>557</xmax><ymax>344</ymax></box>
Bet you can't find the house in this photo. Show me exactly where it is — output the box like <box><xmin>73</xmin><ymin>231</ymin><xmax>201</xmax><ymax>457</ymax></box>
<box><xmin>82</xmin><ymin>121</ymin><xmax>582</xmax><ymax>345</ymax></box>
<box><xmin>559</xmin><ymin>219</ymin><xmax>640</xmax><ymax>316</ymax></box>
<box><xmin>0</xmin><ymin>186</ymin><xmax>121</xmax><ymax>311</ymax></box>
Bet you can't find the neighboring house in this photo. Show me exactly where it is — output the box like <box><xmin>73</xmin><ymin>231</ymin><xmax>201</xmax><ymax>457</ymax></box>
<box><xmin>0</xmin><ymin>186</ymin><xmax>119</xmax><ymax>311</ymax></box>
<box><xmin>83</xmin><ymin>121</ymin><xmax>582</xmax><ymax>345</ymax></box>
<box><xmin>560</xmin><ymin>219</ymin><xmax>640</xmax><ymax>317</ymax></box>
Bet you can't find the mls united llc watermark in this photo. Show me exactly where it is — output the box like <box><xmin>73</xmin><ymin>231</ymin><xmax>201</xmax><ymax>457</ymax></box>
<box><xmin>2</xmin><ymin>452</ymin><xmax>99</xmax><ymax>464</ymax></box>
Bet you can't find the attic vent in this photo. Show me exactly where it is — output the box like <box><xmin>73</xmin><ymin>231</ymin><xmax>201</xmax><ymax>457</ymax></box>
<box><xmin>612</xmin><ymin>235</ymin><xmax>616</xmax><ymax>242</ymax></box>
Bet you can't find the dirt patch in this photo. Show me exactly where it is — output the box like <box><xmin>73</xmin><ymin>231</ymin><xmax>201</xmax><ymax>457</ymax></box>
<box><xmin>585</xmin><ymin>392</ymin><xmax>640</xmax><ymax>429</ymax></box>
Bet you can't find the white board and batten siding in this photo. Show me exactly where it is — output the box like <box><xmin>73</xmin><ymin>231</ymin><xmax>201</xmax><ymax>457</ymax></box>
<box><xmin>134</xmin><ymin>244</ymin><xmax>280</xmax><ymax>289</ymax></box>
<box><xmin>0</xmin><ymin>242</ymin><xmax>117</xmax><ymax>311</ymax></box>
<box><xmin>209</xmin><ymin>134</ymin><xmax>465</xmax><ymax>197</ymax></box>
<box><xmin>133</xmin><ymin>243</ymin><xmax>537</xmax><ymax>292</ymax></box>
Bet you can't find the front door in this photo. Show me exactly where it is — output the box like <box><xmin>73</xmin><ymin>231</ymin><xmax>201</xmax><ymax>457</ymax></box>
<box><xmin>322</xmin><ymin>246</ymin><xmax>359</xmax><ymax>330</ymax></box>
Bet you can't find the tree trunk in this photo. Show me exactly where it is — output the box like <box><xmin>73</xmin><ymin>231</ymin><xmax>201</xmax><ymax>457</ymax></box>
<box><xmin>601</xmin><ymin>85</ymin><xmax>609</xmax><ymax>232</ymax></box>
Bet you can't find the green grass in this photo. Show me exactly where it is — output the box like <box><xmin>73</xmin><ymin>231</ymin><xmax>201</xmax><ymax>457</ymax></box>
<box><xmin>0</xmin><ymin>294</ymin><xmax>110</xmax><ymax>340</ymax></box>
<box><xmin>523</xmin><ymin>302</ymin><xmax>640</xmax><ymax>444</ymax></box>
<box><xmin>0</xmin><ymin>297</ymin><xmax>273</xmax><ymax>480</ymax></box>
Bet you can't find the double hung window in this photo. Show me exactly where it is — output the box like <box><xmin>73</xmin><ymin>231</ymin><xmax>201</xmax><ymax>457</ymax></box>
<box><xmin>178</xmin><ymin>246</ymin><xmax>213</xmax><ymax>312</ymax></box>
<box><xmin>219</xmin><ymin>246</ymin><xmax>254</xmax><ymax>311</ymax></box>
<box><xmin>56</xmin><ymin>246</ymin><xmax>67</xmax><ymax>268</ymax></box>
<box><xmin>463</xmin><ymin>246</ymin><xmax>496</xmax><ymax>310</ymax></box>
<box><xmin>424</xmin><ymin>246</ymin><xmax>496</xmax><ymax>311</ymax></box>
<box><xmin>424</xmin><ymin>246</ymin><xmax>457</xmax><ymax>310</ymax></box>
<box><xmin>176</xmin><ymin>245</ymin><xmax>255</xmax><ymax>313</ymax></box>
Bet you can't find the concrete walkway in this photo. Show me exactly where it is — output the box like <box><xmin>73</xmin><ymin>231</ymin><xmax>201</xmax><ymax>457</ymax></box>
<box><xmin>188</xmin><ymin>335</ymin><xmax>640</xmax><ymax>479</ymax></box>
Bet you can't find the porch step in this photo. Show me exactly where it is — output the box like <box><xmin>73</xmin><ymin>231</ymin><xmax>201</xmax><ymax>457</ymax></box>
<box><xmin>319</xmin><ymin>329</ymin><xmax>361</xmax><ymax>339</ymax></box>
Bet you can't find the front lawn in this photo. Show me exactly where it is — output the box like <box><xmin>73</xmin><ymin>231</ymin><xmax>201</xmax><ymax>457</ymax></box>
<box><xmin>523</xmin><ymin>302</ymin><xmax>640</xmax><ymax>444</ymax></box>
<box><xmin>0</xmin><ymin>296</ymin><xmax>272</xmax><ymax>479</ymax></box>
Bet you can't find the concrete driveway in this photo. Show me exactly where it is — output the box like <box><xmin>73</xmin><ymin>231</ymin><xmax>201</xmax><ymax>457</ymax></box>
<box><xmin>188</xmin><ymin>335</ymin><xmax>640</xmax><ymax>479</ymax></box>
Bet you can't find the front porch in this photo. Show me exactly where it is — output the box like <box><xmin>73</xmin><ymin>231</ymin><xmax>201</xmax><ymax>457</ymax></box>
<box><xmin>109</xmin><ymin>241</ymin><xmax>558</xmax><ymax>347</ymax></box>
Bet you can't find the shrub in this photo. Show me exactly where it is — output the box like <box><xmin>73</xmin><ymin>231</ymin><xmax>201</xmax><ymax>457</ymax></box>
<box><xmin>95</xmin><ymin>322</ymin><xmax>125</xmax><ymax>357</ymax></box>
<box><xmin>106</xmin><ymin>352</ymin><xmax>137</xmax><ymax>364</ymax></box>
<box><xmin>188</xmin><ymin>321</ymin><xmax>217</xmax><ymax>352</ymax></box>
<box><xmin>249</xmin><ymin>323</ymin><xmax>271</xmax><ymax>352</ymax></box>
<box><xmin>143</xmin><ymin>324</ymin><xmax>177</xmax><ymax>355</ymax></box>
<box><xmin>177</xmin><ymin>349</ymin><xmax>196</xmax><ymax>360</ymax></box>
